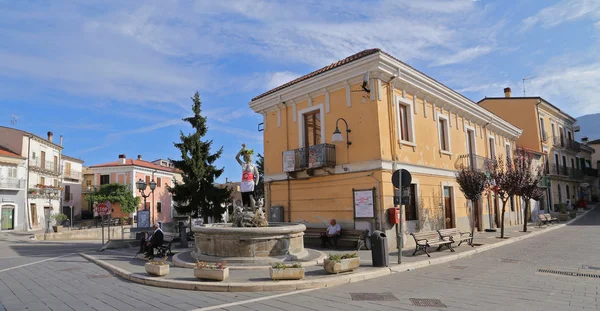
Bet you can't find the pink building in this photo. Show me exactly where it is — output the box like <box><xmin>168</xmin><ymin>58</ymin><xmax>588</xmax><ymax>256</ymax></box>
<box><xmin>89</xmin><ymin>154</ymin><xmax>179</xmax><ymax>229</ymax></box>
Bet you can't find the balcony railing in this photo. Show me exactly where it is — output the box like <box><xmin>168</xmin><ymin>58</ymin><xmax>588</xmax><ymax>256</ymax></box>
<box><xmin>0</xmin><ymin>178</ymin><xmax>26</xmax><ymax>189</ymax></box>
<box><xmin>586</xmin><ymin>168</ymin><xmax>599</xmax><ymax>178</ymax></box>
<box><xmin>30</xmin><ymin>158</ymin><xmax>60</xmax><ymax>173</ymax></box>
<box><xmin>455</xmin><ymin>154</ymin><xmax>496</xmax><ymax>172</ymax></box>
<box><xmin>541</xmin><ymin>131</ymin><xmax>548</xmax><ymax>142</ymax></box>
<box><xmin>63</xmin><ymin>170</ymin><xmax>82</xmax><ymax>180</ymax></box>
<box><xmin>549</xmin><ymin>165</ymin><xmax>585</xmax><ymax>180</ymax></box>
<box><xmin>552</xmin><ymin>137</ymin><xmax>581</xmax><ymax>152</ymax></box>
<box><xmin>283</xmin><ymin>143</ymin><xmax>336</xmax><ymax>173</ymax></box>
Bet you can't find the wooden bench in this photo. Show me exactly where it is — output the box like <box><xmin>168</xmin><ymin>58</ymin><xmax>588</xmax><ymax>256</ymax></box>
<box><xmin>410</xmin><ymin>231</ymin><xmax>453</xmax><ymax>257</ymax></box>
<box><xmin>544</xmin><ymin>213</ymin><xmax>559</xmax><ymax>224</ymax></box>
<box><xmin>155</xmin><ymin>233</ymin><xmax>177</xmax><ymax>257</ymax></box>
<box><xmin>538</xmin><ymin>213</ymin><xmax>559</xmax><ymax>227</ymax></box>
<box><xmin>437</xmin><ymin>228</ymin><xmax>473</xmax><ymax>247</ymax></box>
<box><xmin>303</xmin><ymin>228</ymin><xmax>368</xmax><ymax>250</ymax></box>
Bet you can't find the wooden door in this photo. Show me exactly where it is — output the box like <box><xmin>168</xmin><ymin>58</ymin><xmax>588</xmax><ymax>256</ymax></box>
<box><xmin>30</xmin><ymin>204</ymin><xmax>37</xmax><ymax>226</ymax></box>
<box><xmin>443</xmin><ymin>187</ymin><xmax>454</xmax><ymax>228</ymax></box>
<box><xmin>54</xmin><ymin>156</ymin><xmax>58</xmax><ymax>172</ymax></box>
<box><xmin>41</xmin><ymin>151</ymin><xmax>46</xmax><ymax>169</ymax></box>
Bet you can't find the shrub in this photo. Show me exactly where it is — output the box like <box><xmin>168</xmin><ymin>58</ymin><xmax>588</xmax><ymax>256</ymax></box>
<box><xmin>328</xmin><ymin>253</ymin><xmax>358</xmax><ymax>262</ymax></box>
<box><xmin>271</xmin><ymin>262</ymin><xmax>303</xmax><ymax>269</ymax></box>
<box><xmin>195</xmin><ymin>260</ymin><xmax>227</xmax><ymax>270</ymax></box>
<box><xmin>149</xmin><ymin>257</ymin><xmax>168</xmax><ymax>265</ymax></box>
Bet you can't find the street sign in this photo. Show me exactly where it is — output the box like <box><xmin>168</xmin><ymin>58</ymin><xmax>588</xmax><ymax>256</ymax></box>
<box><xmin>68</xmin><ymin>200</ymin><xmax>73</xmax><ymax>207</ymax></box>
<box><xmin>392</xmin><ymin>169</ymin><xmax>412</xmax><ymax>188</ymax></box>
<box><xmin>96</xmin><ymin>202</ymin><xmax>111</xmax><ymax>216</ymax></box>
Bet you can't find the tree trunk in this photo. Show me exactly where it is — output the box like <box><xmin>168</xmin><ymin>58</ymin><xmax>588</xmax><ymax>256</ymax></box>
<box><xmin>522</xmin><ymin>200</ymin><xmax>529</xmax><ymax>232</ymax></box>
<box><xmin>471</xmin><ymin>200</ymin><xmax>477</xmax><ymax>238</ymax></box>
<box><xmin>500</xmin><ymin>200</ymin><xmax>508</xmax><ymax>238</ymax></box>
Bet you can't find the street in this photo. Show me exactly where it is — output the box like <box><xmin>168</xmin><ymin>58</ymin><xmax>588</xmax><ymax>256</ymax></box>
<box><xmin>2</xmin><ymin>208</ymin><xmax>600</xmax><ymax>311</ymax></box>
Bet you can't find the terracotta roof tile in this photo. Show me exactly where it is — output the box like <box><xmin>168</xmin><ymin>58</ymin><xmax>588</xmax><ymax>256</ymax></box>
<box><xmin>90</xmin><ymin>159</ymin><xmax>181</xmax><ymax>173</ymax></box>
<box><xmin>0</xmin><ymin>145</ymin><xmax>24</xmax><ymax>159</ymax></box>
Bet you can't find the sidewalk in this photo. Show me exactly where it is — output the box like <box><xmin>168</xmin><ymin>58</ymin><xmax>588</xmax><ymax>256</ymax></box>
<box><xmin>80</xmin><ymin>208</ymin><xmax>593</xmax><ymax>292</ymax></box>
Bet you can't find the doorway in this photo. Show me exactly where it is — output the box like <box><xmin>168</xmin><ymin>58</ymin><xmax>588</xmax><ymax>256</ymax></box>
<box><xmin>443</xmin><ymin>186</ymin><xmax>454</xmax><ymax>228</ymax></box>
<box><xmin>1</xmin><ymin>206</ymin><xmax>14</xmax><ymax>230</ymax></box>
<box><xmin>30</xmin><ymin>203</ymin><xmax>38</xmax><ymax>226</ymax></box>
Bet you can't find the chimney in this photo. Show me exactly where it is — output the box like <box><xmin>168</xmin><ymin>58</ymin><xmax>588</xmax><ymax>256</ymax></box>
<box><xmin>137</xmin><ymin>155</ymin><xmax>142</xmax><ymax>160</ymax></box>
<box><xmin>59</xmin><ymin>135</ymin><xmax>63</xmax><ymax>146</ymax></box>
<box><xmin>503</xmin><ymin>87</ymin><xmax>511</xmax><ymax>98</ymax></box>
<box><xmin>47</xmin><ymin>131</ymin><xmax>53</xmax><ymax>142</ymax></box>
<box><xmin>118</xmin><ymin>154</ymin><xmax>126</xmax><ymax>164</ymax></box>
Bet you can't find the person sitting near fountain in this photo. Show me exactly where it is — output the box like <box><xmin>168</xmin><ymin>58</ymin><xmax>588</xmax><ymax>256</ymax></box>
<box><xmin>145</xmin><ymin>223</ymin><xmax>164</xmax><ymax>259</ymax></box>
<box><xmin>320</xmin><ymin>219</ymin><xmax>341</xmax><ymax>248</ymax></box>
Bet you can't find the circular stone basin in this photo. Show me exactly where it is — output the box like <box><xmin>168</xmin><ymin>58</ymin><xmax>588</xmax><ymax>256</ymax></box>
<box><xmin>192</xmin><ymin>223</ymin><xmax>307</xmax><ymax>261</ymax></box>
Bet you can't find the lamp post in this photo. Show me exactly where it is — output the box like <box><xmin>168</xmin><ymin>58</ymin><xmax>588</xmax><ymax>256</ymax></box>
<box><xmin>332</xmin><ymin>118</ymin><xmax>352</xmax><ymax>146</ymax></box>
<box><xmin>44</xmin><ymin>187</ymin><xmax>60</xmax><ymax>233</ymax></box>
<box><xmin>136</xmin><ymin>178</ymin><xmax>156</xmax><ymax>225</ymax></box>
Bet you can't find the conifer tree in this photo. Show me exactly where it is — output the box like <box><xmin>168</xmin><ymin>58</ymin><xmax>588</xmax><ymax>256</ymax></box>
<box><xmin>169</xmin><ymin>92</ymin><xmax>230</xmax><ymax>222</ymax></box>
<box><xmin>255</xmin><ymin>153</ymin><xmax>264</xmax><ymax>200</ymax></box>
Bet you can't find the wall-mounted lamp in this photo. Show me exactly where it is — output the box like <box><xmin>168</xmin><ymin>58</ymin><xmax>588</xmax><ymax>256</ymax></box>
<box><xmin>332</xmin><ymin>118</ymin><xmax>351</xmax><ymax>146</ymax></box>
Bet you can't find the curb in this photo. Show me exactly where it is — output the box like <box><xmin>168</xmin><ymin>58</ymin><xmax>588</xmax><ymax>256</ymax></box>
<box><xmin>171</xmin><ymin>251</ymin><xmax>328</xmax><ymax>270</ymax></box>
<box><xmin>80</xmin><ymin>209</ymin><xmax>591</xmax><ymax>292</ymax></box>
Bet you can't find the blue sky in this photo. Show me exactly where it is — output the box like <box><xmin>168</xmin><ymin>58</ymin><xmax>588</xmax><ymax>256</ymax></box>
<box><xmin>1</xmin><ymin>0</ymin><xmax>599</xmax><ymax>182</ymax></box>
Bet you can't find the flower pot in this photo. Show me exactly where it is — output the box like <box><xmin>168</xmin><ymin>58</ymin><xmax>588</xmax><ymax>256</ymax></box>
<box><xmin>269</xmin><ymin>267</ymin><xmax>305</xmax><ymax>280</ymax></box>
<box><xmin>145</xmin><ymin>263</ymin><xmax>169</xmax><ymax>276</ymax></box>
<box><xmin>324</xmin><ymin>257</ymin><xmax>360</xmax><ymax>274</ymax></box>
<box><xmin>558</xmin><ymin>213</ymin><xmax>569</xmax><ymax>221</ymax></box>
<box><xmin>569</xmin><ymin>212</ymin><xmax>577</xmax><ymax>219</ymax></box>
<box><xmin>52</xmin><ymin>225</ymin><xmax>62</xmax><ymax>233</ymax></box>
<box><xmin>194</xmin><ymin>267</ymin><xmax>229</xmax><ymax>281</ymax></box>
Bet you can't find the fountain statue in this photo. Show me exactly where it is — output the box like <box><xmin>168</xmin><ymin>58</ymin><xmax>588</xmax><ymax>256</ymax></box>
<box><xmin>235</xmin><ymin>144</ymin><xmax>260</xmax><ymax>211</ymax></box>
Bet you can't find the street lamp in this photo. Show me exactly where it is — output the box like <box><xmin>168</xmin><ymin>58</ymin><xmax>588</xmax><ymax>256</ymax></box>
<box><xmin>136</xmin><ymin>178</ymin><xmax>156</xmax><ymax>225</ymax></box>
<box><xmin>332</xmin><ymin>118</ymin><xmax>352</xmax><ymax>146</ymax></box>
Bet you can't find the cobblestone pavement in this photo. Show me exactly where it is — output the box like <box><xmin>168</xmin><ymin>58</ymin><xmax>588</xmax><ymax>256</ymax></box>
<box><xmin>1</xmin><ymin>208</ymin><xmax>599</xmax><ymax>311</ymax></box>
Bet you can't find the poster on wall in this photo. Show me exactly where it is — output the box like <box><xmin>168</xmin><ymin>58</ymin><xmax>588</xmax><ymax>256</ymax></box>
<box><xmin>137</xmin><ymin>210</ymin><xmax>150</xmax><ymax>228</ymax></box>
<box><xmin>283</xmin><ymin>150</ymin><xmax>296</xmax><ymax>172</ymax></box>
<box><xmin>353</xmin><ymin>188</ymin><xmax>376</xmax><ymax>219</ymax></box>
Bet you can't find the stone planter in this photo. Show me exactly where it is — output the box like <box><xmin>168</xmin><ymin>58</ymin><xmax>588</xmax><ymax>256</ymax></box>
<box><xmin>52</xmin><ymin>225</ymin><xmax>62</xmax><ymax>233</ymax></box>
<box><xmin>269</xmin><ymin>267</ymin><xmax>305</xmax><ymax>280</ymax></box>
<box><xmin>577</xmin><ymin>208</ymin><xmax>584</xmax><ymax>213</ymax></box>
<box><xmin>144</xmin><ymin>263</ymin><xmax>169</xmax><ymax>276</ymax></box>
<box><xmin>558</xmin><ymin>213</ymin><xmax>569</xmax><ymax>221</ymax></box>
<box><xmin>194</xmin><ymin>267</ymin><xmax>229</xmax><ymax>281</ymax></box>
<box><xmin>324</xmin><ymin>257</ymin><xmax>360</xmax><ymax>274</ymax></box>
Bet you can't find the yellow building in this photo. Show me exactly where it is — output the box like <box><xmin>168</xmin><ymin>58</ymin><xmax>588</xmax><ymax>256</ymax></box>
<box><xmin>250</xmin><ymin>49</ymin><xmax>522</xmax><ymax>248</ymax></box>
<box><xmin>479</xmin><ymin>89</ymin><xmax>588</xmax><ymax>213</ymax></box>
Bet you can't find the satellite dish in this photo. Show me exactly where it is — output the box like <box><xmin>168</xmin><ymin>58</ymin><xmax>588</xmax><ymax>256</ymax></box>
<box><xmin>361</xmin><ymin>71</ymin><xmax>371</xmax><ymax>93</ymax></box>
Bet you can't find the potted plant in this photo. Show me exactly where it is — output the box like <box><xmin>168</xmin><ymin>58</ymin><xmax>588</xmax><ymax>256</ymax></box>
<box><xmin>324</xmin><ymin>253</ymin><xmax>360</xmax><ymax>274</ymax></box>
<box><xmin>51</xmin><ymin>213</ymin><xmax>68</xmax><ymax>232</ymax></box>
<box><xmin>144</xmin><ymin>257</ymin><xmax>170</xmax><ymax>276</ymax></box>
<box><xmin>569</xmin><ymin>210</ymin><xmax>577</xmax><ymax>219</ymax></box>
<box><xmin>577</xmin><ymin>198</ymin><xmax>587</xmax><ymax>212</ymax></box>
<box><xmin>558</xmin><ymin>203</ymin><xmax>569</xmax><ymax>221</ymax></box>
<box><xmin>194</xmin><ymin>261</ymin><xmax>229</xmax><ymax>281</ymax></box>
<box><xmin>269</xmin><ymin>262</ymin><xmax>305</xmax><ymax>280</ymax></box>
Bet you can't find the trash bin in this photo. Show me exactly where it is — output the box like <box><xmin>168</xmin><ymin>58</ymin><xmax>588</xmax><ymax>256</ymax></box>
<box><xmin>371</xmin><ymin>230</ymin><xmax>389</xmax><ymax>267</ymax></box>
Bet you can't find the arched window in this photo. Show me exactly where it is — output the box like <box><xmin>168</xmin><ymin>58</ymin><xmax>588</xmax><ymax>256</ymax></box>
<box><xmin>558</xmin><ymin>184</ymin><xmax>562</xmax><ymax>203</ymax></box>
<box><xmin>566</xmin><ymin>185</ymin><xmax>570</xmax><ymax>202</ymax></box>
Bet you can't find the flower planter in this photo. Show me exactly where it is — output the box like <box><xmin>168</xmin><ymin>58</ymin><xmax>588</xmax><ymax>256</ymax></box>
<box><xmin>558</xmin><ymin>213</ymin><xmax>569</xmax><ymax>221</ymax></box>
<box><xmin>269</xmin><ymin>267</ymin><xmax>305</xmax><ymax>280</ymax></box>
<box><xmin>577</xmin><ymin>208</ymin><xmax>584</xmax><ymax>213</ymax></box>
<box><xmin>194</xmin><ymin>267</ymin><xmax>229</xmax><ymax>281</ymax></box>
<box><xmin>324</xmin><ymin>257</ymin><xmax>360</xmax><ymax>274</ymax></box>
<box><xmin>145</xmin><ymin>263</ymin><xmax>169</xmax><ymax>276</ymax></box>
<box><xmin>52</xmin><ymin>225</ymin><xmax>62</xmax><ymax>233</ymax></box>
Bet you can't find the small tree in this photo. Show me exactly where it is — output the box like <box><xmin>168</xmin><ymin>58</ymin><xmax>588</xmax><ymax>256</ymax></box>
<box><xmin>488</xmin><ymin>157</ymin><xmax>518</xmax><ymax>238</ymax></box>
<box><xmin>456</xmin><ymin>167</ymin><xmax>488</xmax><ymax>237</ymax></box>
<box><xmin>87</xmin><ymin>183</ymin><xmax>141</xmax><ymax>215</ymax></box>
<box><xmin>254</xmin><ymin>153</ymin><xmax>264</xmax><ymax>200</ymax></box>
<box><xmin>513</xmin><ymin>148</ymin><xmax>543</xmax><ymax>232</ymax></box>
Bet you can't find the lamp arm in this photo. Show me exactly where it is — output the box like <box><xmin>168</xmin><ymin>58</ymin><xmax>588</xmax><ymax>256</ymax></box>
<box><xmin>335</xmin><ymin>118</ymin><xmax>352</xmax><ymax>146</ymax></box>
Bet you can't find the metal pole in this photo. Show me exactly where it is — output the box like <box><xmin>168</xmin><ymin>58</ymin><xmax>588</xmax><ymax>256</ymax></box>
<box><xmin>101</xmin><ymin>215</ymin><xmax>104</xmax><ymax>245</ymax></box>
<box><xmin>397</xmin><ymin>172</ymin><xmax>402</xmax><ymax>264</ymax></box>
<box><xmin>70</xmin><ymin>205</ymin><xmax>73</xmax><ymax>231</ymax></box>
<box><xmin>108</xmin><ymin>214</ymin><xmax>111</xmax><ymax>241</ymax></box>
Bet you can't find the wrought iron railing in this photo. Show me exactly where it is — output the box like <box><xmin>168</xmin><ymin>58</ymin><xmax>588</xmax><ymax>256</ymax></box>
<box><xmin>552</xmin><ymin>137</ymin><xmax>581</xmax><ymax>152</ymax></box>
<box><xmin>455</xmin><ymin>154</ymin><xmax>496</xmax><ymax>172</ymax></box>
<box><xmin>63</xmin><ymin>170</ymin><xmax>82</xmax><ymax>179</ymax></box>
<box><xmin>0</xmin><ymin>178</ymin><xmax>25</xmax><ymax>189</ymax></box>
<box><xmin>30</xmin><ymin>158</ymin><xmax>60</xmax><ymax>173</ymax></box>
<box><xmin>549</xmin><ymin>165</ymin><xmax>584</xmax><ymax>180</ymax></box>
<box><xmin>283</xmin><ymin>144</ymin><xmax>336</xmax><ymax>172</ymax></box>
<box><xmin>586</xmin><ymin>168</ymin><xmax>599</xmax><ymax>178</ymax></box>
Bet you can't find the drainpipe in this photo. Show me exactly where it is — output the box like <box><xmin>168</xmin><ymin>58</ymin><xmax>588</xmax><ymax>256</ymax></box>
<box><xmin>386</xmin><ymin>74</ymin><xmax>399</xmax><ymax>243</ymax></box>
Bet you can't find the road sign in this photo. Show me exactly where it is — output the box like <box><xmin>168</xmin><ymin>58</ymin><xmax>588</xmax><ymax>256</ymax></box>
<box><xmin>96</xmin><ymin>202</ymin><xmax>111</xmax><ymax>216</ymax></box>
<box><xmin>68</xmin><ymin>200</ymin><xmax>73</xmax><ymax>207</ymax></box>
<box><xmin>392</xmin><ymin>169</ymin><xmax>412</xmax><ymax>188</ymax></box>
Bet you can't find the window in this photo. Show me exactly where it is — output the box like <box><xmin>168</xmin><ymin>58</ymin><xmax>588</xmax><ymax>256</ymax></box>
<box><xmin>566</xmin><ymin>185</ymin><xmax>570</xmax><ymax>201</ymax></box>
<box><xmin>65</xmin><ymin>162</ymin><xmax>71</xmax><ymax>175</ymax></box>
<box><xmin>405</xmin><ymin>184</ymin><xmax>418</xmax><ymax>221</ymax></box>
<box><xmin>438</xmin><ymin>116</ymin><xmax>450</xmax><ymax>152</ymax></box>
<box><xmin>86</xmin><ymin>180</ymin><xmax>92</xmax><ymax>187</ymax></box>
<box><xmin>65</xmin><ymin>185</ymin><xmax>71</xmax><ymax>201</ymax></box>
<box><xmin>558</xmin><ymin>184</ymin><xmax>562</xmax><ymax>203</ymax></box>
<box><xmin>8</xmin><ymin>167</ymin><xmax>17</xmax><ymax>178</ymax></box>
<box><xmin>303</xmin><ymin>111</ymin><xmax>321</xmax><ymax>148</ymax></box>
<box><xmin>510</xmin><ymin>195</ymin><xmax>515</xmax><ymax>212</ymax></box>
<box><xmin>488</xmin><ymin>137</ymin><xmax>496</xmax><ymax>159</ymax></box>
<box><xmin>41</xmin><ymin>151</ymin><xmax>46</xmax><ymax>169</ymax></box>
<box><xmin>396</xmin><ymin>100</ymin><xmax>414</xmax><ymax>143</ymax></box>
<box><xmin>32</xmin><ymin>152</ymin><xmax>36</xmax><ymax>159</ymax></box>
<box><xmin>145</xmin><ymin>175</ymin><xmax>151</xmax><ymax>185</ymax></box>
<box><xmin>157</xmin><ymin>202</ymin><xmax>162</xmax><ymax>213</ymax></box>
<box><xmin>100</xmin><ymin>175</ymin><xmax>110</xmax><ymax>185</ymax></box>
<box><xmin>551</xmin><ymin>123</ymin><xmax>556</xmax><ymax>139</ymax></box>
<box><xmin>571</xmin><ymin>158</ymin><xmax>575</xmax><ymax>169</ymax></box>
<box><xmin>40</xmin><ymin>176</ymin><xmax>45</xmax><ymax>185</ymax></box>
<box><xmin>539</xmin><ymin>117</ymin><xmax>545</xmax><ymax>135</ymax></box>
<box><xmin>157</xmin><ymin>177</ymin><xmax>162</xmax><ymax>187</ymax></box>
<box><xmin>505</xmin><ymin>144</ymin><xmax>511</xmax><ymax>159</ymax></box>
<box><xmin>53</xmin><ymin>179</ymin><xmax>58</xmax><ymax>187</ymax></box>
<box><xmin>53</xmin><ymin>156</ymin><xmax>58</xmax><ymax>171</ymax></box>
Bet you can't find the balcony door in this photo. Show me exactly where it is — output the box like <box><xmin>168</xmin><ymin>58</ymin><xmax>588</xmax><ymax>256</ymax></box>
<box><xmin>41</xmin><ymin>151</ymin><xmax>46</xmax><ymax>169</ymax></box>
<box><xmin>466</xmin><ymin>129</ymin><xmax>476</xmax><ymax>167</ymax></box>
<box><xmin>65</xmin><ymin>162</ymin><xmax>72</xmax><ymax>176</ymax></box>
<box><xmin>303</xmin><ymin>111</ymin><xmax>321</xmax><ymax>148</ymax></box>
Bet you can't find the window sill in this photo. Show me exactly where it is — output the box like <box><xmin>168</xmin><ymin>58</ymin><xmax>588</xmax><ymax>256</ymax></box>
<box><xmin>399</xmin><ymin>140</ymin><xmax>416</xmax><ymax>147</ymax></box>
<box><xmin>440</xmin><ymin>150</ymin><xmax>453</xmax><ymax>156</ymax></box>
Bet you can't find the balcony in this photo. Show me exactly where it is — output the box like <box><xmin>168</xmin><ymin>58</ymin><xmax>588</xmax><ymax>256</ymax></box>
<box><xmin>30</xmin><ymin>158</ymin><xmax>60</xmax><ymax>175</ymax></box>
<box><xmin>0</xmin><ymin>178</ymin><xmax>26</xmax><ymax>189</ymax></box>
<box><xmin>541</xmin><ymin>131</ymin><xmax>548</xmax><ymax>143</ymax></box>
<box><xmin>548</xmin><ymin>165</ymin><xmax>584</xmax><ymax>180</ymax></box>
<box><xmin>283</xmin><ymin>143</ymin><xmax>336</xmax><ymax>174</ymax></box>
<box><xmin>455</xmin><ymin>154</ymin><xmax>496</xmax><ymax>172</ymax></box>
<box><xmin>586</xmin><ymin>168</ymin><xmax>599</xmax><ymax>178</ymax></box>
<box><xmin>552</xmin><ymin>137</ymin><xmax>581</xmax><ymax>153</ymax></box>
<box><xmin>63</xmin><ymin>170</ymin><xmax>82</xmax><ymax>180</ymax></box>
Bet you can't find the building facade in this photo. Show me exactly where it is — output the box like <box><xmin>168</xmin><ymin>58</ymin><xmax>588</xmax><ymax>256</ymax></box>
<box><xmin>0</xmin><ymin>146</ymin><xmax>27</xmax><ymax>231</ymax></box>
<box><xmin>479</xmin><ymin>89</ymin><xmax>590</xmax><ymax>214</ymax></box>
<box><xmin>61</xmin><ymin>155</ymin><xmax>84</xmax><ymax>220</ymax></box>
<box><xmin>250</xmin><ymin>49</ymin><xmax>522</xmax><ymax>249</ymax></box>
<box><xmin>89</xmin><ymin>154</ymin><xmax>176</xmax><ymax>230</ymax></box>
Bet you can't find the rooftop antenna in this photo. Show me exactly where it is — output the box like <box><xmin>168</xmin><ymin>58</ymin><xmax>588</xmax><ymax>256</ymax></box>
<box><xmin>522</xmin><ymin>76</ymin><xmax>535</xmax><ymax>97</ymax></box>
<box><xmin>10</xmin><ymin>115</ymin><xmax>18</xmax><ymax>126</ymax></box>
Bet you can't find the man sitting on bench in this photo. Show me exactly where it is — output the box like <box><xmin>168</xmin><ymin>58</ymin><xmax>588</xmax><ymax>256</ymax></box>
<box><xmin>320</xmin><ymin>219</ymin><xmax>341</xmax><ymax>248</ymax></box>
<box><xmin>145</xmin><ymin>223</ymin><xmax>164</xmax><ymax>259</ymax></box>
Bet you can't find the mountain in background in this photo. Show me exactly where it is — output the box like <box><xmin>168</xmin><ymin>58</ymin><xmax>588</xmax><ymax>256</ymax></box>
<box><xmin>575</xmin><ymin>113</ymin><xmax>600</xmax><ymax>141</ymax></box>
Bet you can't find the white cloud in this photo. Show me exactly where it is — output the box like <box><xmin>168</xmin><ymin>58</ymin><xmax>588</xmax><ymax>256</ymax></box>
<box><xmin>522</xmin><ymin>0</ymin><xmax>600</xmax><ymax>30</ymax></box>
<box><xmin>431</xmin><ymin>45</ymin><xmax>493</xmax><ymax>67</ymax></box>
<box><xmin>266</xmin><ymin>72</ymin><xmax>300</xmax><ymax>90</ymax></box>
